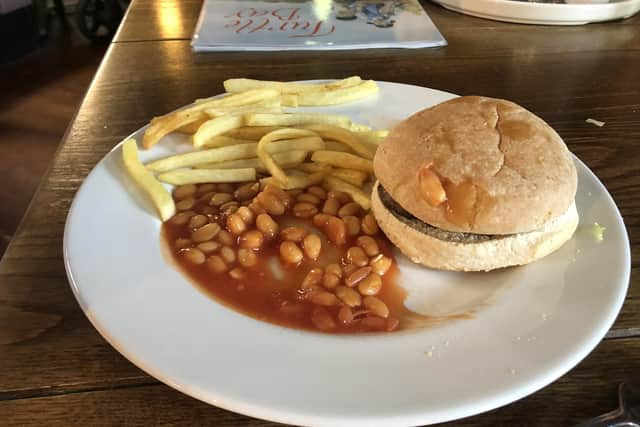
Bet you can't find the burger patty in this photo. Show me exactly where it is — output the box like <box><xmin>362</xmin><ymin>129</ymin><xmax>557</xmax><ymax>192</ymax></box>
<box><xmin>377</xmin><ymin>185</ymin><xmax>509</xmax><ymax>243</ymax></box>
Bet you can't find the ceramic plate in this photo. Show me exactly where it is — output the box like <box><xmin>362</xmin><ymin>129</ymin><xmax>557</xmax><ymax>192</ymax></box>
<box><xmin>64</xmin><ymin>81</ymin><xmax>630</xmax><ymax>426</ymax></box>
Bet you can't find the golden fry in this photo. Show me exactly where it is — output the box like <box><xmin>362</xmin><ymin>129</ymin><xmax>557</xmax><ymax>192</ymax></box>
<box><xmin>245</xmin><ymin>112</ymin><xmax>352</xmax><ymax>129</ymax></box>
<box><xmin>350</xmin><ymin>122</ymin><xmax>373</xmax><ymax>132</ymax></box>
<box><xmin>356</xmin><ymin>129</ymin><xmax>389</xmax><ymax>145</ymax></box>
<box><xmin>194</xmin><ymin>88</ymin><xmax>279</xmax><ymax>108</ymax></box>
<box><xmin>194</xmin><ymin>150</ymin><xmax>307</xmax><ymax>172</ymax></box>
<box><xmin>193</xmin><ymin>115</ymin><xmax>244</xmax><ymax>148</ymax></box>
<box><xmin>175</xmin><ymin>116</ymin><xmax>208</xmax><ymax>134</ymax></box>
<box><xmin>201</xmin><ymin>135</ymin><xmax>257</xmax><ymax>148</ymax></box>
<box><xmin>324</xmin><ymin>176</ymin><xmax>371</xmax><ymax>209</ymax></box>
<box><xmin>223</xmin><ymin>76</ymin><xmax>362</xmax><ymax>94</ymax></box>
<box><xmin>295</xmin><ymin>80</ymin><xmax>379</xmax><ymax>106</ymax></box>
<box><xmin>147</xmin><ymin>143</ymin><xmax>258</xmax><ymax>172</ymax></box>
<box><xmin>158</xmin><ymin>168</ymin><xmax>256</xmax><ymax>185</ymax></box>
<box><xmin>260</xmin><ymin>171</ymin><xmax>325</xmax><ymax>190</ymax></box>
<box><xmin>257</xmin><ymin>129</ymin><xmax>318</xmax><ymax>185</ymax></box>
<box><xmin>311</xmin><ymin>150</ymin><xmax>374</xmax><ymax>173</ymax></box>
<box><xmin>295</xmin><ymin>162</ymin><xmax>333</xmax><ymax>174</ymax></box>
<box><xmin>224</xmin><ymin>126</ymin><xmax>282</xmax><ymax>140</ymax></box>
<box><xmin>204</xmin><ymin>100</ymin><xmax>282</xmax><ymax>118</ymax></box>
<box><xmin>121</xmin><ymin>139</ymin><xmax>175</xmax><ymax>221</ymax></box>
<box><xmin>330</xmin><ymin>168</ymin><xmax>369</xmax><ymax>186</ymax></box>
<box><xmin>300</xmin><ymin>124</ymin><xmax>374</xmax><ymax>159</ymax></box>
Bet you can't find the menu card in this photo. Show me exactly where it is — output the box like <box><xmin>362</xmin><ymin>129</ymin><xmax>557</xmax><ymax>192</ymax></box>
<box><xmin>192</xmin><ymin>0</ymin><xmax>447</xmax><ymax>51</ymax></box>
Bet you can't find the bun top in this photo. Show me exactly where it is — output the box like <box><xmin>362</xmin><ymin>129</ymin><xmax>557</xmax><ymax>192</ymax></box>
<box><xmin>373</xmin><ymin>96</ymin><xmax>577</xmax><ymax>234</ymax></box>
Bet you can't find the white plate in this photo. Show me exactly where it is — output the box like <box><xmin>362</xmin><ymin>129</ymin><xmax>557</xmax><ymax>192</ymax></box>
<box><xmin>64</xmin><ymin>81</ymin><xmax>630</xmax><ymax>426</ymax></box>
<box><xmin>432</xmin><ymin>0</ymin><xmax>640</xmax><ymax>25</ymax></box>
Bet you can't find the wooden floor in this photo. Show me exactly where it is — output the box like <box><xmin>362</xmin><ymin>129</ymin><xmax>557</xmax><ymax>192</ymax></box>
<box><xmin>0</xmin><ymin>18</ymin><xmax>106</xmax><ymax>256</ymax></box>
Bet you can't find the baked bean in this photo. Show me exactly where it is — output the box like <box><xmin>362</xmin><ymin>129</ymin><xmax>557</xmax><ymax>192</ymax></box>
<box><xmin>335</xmin><ymin>286</ymin><xmax>362</xmax><ymax>307</ymax></box>
<box><xmin>237</xmin><ymin>248</ymin><xmax>257</xmax><ymax>267</ymax></box>
<box><xmin>328</xmin><ymin>190</ymin><xmax>351</xmax><ymax>204</ymax></box>
<box><xmin>311</xmin><ymin>307</ymin><xmax>336</xmax><ymax>331</ymax></box>
<box><xmin>343</xmin><ymin>216</ymin><xmax>361</xmax><ymax>237</ymax></box>
<box><xmin>171</xmin><ymin>210</ymin><xmax>195</xmax><ymax>226</ymax></box>
<box><xmin>198</xmin><ymin>206</ymin><xmax>217</xmax><ymax>215</ymax></box>
<box><xmin>325</xmin><ymin>217</ymin><xmax>347</xmax><ymax>246</ymax></box>
<box><xmin>361</xmin><ymin>316</ymin><xmax>386</xmax><ymax>330</ymax></box>
<box><xmin>188</xmin><ymin>214</ymin><xmax>208</xmax><ymax>229</ymax></box>
<box><xmin>280</xmin><ymin>302</ymin><xmax>305</xmax><ymax>315</ymax></box>
<box><xmin>326</xmin><ymin>263</ymin><xmax>343</xmax><ymax>279</ymax></box>
<box><xmin>220</xmin><ymin>201</ymin><xmax>239</xmax><ymax>215</ymax></box>
<box><xmin>197</xmin><ymin>241</ymin><xmax>220</xmax><ymax>253</ymax></box>
<box><xmin>280</xmin><ymin>226</ymin><xmax>308</xmax><ymax>242</ymax></box>
<box><xmin>357</xmin><ymin>273</ymin><xmax>382</xmax><ymax>296</ymax></box>
<box><xmin>342</xmin><ymin>263</ymin><xmax>358</xmax><ymax>276</ymax></box>
<box><xmin>363</xmin><ymin>296</ymin><xmax>389</xmax><ymax>318</ymax></box>
<box><xmin>345</xmin><ymin>246</ymin><xmax>368</xmax><ymax>267</ymax></box>
<box><xmin>264</xmin><ymin>184</ymin><xmax>292</xmax><ymax>208</ymax></box>
<box><xmin>307</xmin><ymin>186</ymin><xmax>327</xmax><ymax>200</ymax></box>
<box><xmin>175</xmin><ymin>197</ymin><xmax>196</xmax><ymax>211</ymax></box>
<box><xmin>370</xmin><ymin>254</ymin><xmax>392</xmax><ymax>275</ymax></box>
<box><xmin>234</xmin><ymin>182</ymin><xmax>259</xmax><ymax>201</ymax></box>
<box><xmin>322</xmin><ymin>198</ymin><xmax>340</xmax><ymax>215</ymax></box>
<box><xmin>256</xmin><ymin>191</ymin><xmax>285</xmax><ymax>216</ymax></box>
<box><xmin>209</xmin><ymin>192</ymin><xmax>233</xmax><ymax>206</ymax></box>
<box><xmin>312</xmin><ymin>213</ymin><xmax>331</xmax><ymax>228</ymax></box>
<box><xmin>229</xmin><ymin>267</ymin><xmax>246</xmax><ymax>280</ymax></box>
<box><xmin>297</xmin><ymin>193</ymin><xmax>321</xmax><ymax>205</ymax></box>
<box><xmin>302</xmin><ymin>233</ymin><xmax>322</xmax><ymax>260</ymax></box>
<box><xmin>239</xmin><ymin>230</ymin><xmax>264</xmax><ymax>250</ymax></box>
<box><xmin>356</xmin><ymin>235</ymin><xmax>380</xmax><ymax>257</ymax></box>
<box><xmin>288</xmin><ymin>189</ymin><xmax>303</xmax><ymax>198</ymax></box>
<box><xmin>256</xmin><ymin>213</ymin><xmax>278</xmax><ymax>239</ymax></box>
<box><xmin>226</xmin><ymin>213</ymin><xmax>247</xmax><ymax>235</ymax></box>
<box><xmin>280</xmin><ymin>241</ymin><xmax>303</xmax><ymax>264</ymax></box>
<box><xmin>206</xmin><ymin>255</ymin><xmax>228</xmax><ymax>273</ymax></box>
<box><xmin>311</xmin><ymin>291</ymin><xmax>340</xmax><ymax>306</ymax></box>
<box><xmin>220</xmin><ymin>246</ymin><xmax>236</xmax><ymax>264</ymax></box>
<box><xmin>192</xmin><ymin>223</ymin><xmax>221</xmax><ymax>243</ymax></box>
<box><xmin>338</xmin><ymin>202</ymin><xmax>362</xmax><ymax>218</ymax></box>
<box><xmin>175</xmin><ymin>238</ymin><xmax>192</xmax><ymax>249</ymax></box>
<box><xmin>361</xmin><ymin>213</ymin><xmax>379</xmax><ymax>235</ymax></box>
<box><xmin>248</xmin><ymin>201</ymin><xmax>266</xmax><ymax>215</ymax></box>
<box><xmin>173</xmin><ymin>184</ymin><xmax>197</xmax><ymax>200</ymax></box>
<box><xmin>386</xmin><ymin>317</ymin><xmax>400</xmax><ymax>332</ymax></box>
<box><xmin>301</xmin><ymin>268</ymin><xmax>323</xmax><ymax>290</ymax></box>
<box><xmin>181</xmin><ymin>248</ymin><xmax>205</xmax><ymax>264</ymax></box>
<box><xmin>216</xmin><ymin>229</ymin><xmax>235</xmax><ymax>246</ymax></box>
<box><xmin>197</xmin><ymin>183</ymin><xmax>216</xmax><ymax>194</ymax></box>
<box><xmin>236</xmin><ymin>206</ymin><xmax>254</xmax><ymax>224</ymax></box>
<box><xmin>345</xmin><ymin>266</ymin><xmax>373</xmax><ymax>287</ymax></box>
<box><xmin>217</xmin><ymin>183</ymin><xmax>234</xmax><ymax>193</ymax></box>
<box><xmin>293</xmin><ymin>202</ymin><xmax>318</xmax><ymax>219</ymax></box>
<box><xmin>337</xmin><ymin>306</ymin><xmax>354</xmax><ymax>324</ymax></box>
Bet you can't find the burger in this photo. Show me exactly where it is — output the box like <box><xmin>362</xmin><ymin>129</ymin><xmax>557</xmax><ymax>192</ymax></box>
<box><xmin>371</xmin><ymin>96</ymin><xmax>579</xmax><ymax>272</ymax></box>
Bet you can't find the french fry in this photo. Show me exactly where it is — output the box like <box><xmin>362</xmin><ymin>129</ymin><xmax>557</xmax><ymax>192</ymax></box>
<box><xmin>201</xmin><ymin>135</ymin><xmax>256</xmax><ymax>149</ymax></box>
<box><xmin>224</xmin><ymin>126</ymin><xmax>282</xmax><ymax>140</ymax></box>
<box><xmin>121</xmin><ymin>139</ymin><xmax>175</xmax><ymax>221</ymax></box>
<box><xmin>267</xmin><ymin>136</ymin><xmax>325</xmax><ymax>153</ymax></box>
<box><xmin>331</xmin><ymin>168</ymin><xmax>369</xmax><ymax>186</ymax></box>
<box><xmin>260</xmin><ymin>171</ymin><xmax>325</xmax><ymax>190</ymax></box>
<box><xmin>295</xmin><ymin>162</ymin><xmax>333</xmax><ymax>174</ymax></box>
<box><xmin>175</xmin><ymin>115</ymin><xmax>209</xmax><ymax>134</ymax></box>
<box><xmin>350</xmin><ymin>122</ymin><xmax>373</xmax><ymax>132</ymax></box>
<box><xmin>204</xmin><ymin>99</ymin><xmax>282</xmax><ymax>118</ymax></box>
<box><xmin>158</xmin><ymin>168</ymin><xmax>256</xmax><ymax>185</ymax></box>
<box><xmin>257</xmin><ymin>129</ymin><xmax>318</xmax><ymax>185</ymax></box>
<box><xmin>311</xmin><ymin>150</ymin><xmax>374</xmax><ymax>173</ymax></box>
<box><xmin>193</xmin><ymin>114</ymin><xmax>244</xmax><ymax>148</ymax></box>
<box><xmin>324</xmin><ymin>176</ymin><xmax>371</xmax><ymax>209</ymax></box>
<box><xmin>143</xmin><ymin>89</ymin><xmax>279</xmax><ymax>149</ymax></box>
<box><xmin>356</xmin><ymin>129</ymin><xmax>389</xmax><ymax>145</ymax></box>
<box><xmin>147</xmin><ymin>143</ymin><xmax>258</xmax><ymax>172</ymax></box>
<box><xmin>300</xmin><ymin>124</ymin><xmax>374</xmax><ymax>160</ymax></box>
<box><xmin>194</xmin><ymin>150</ymin><xmax>307</xmax><ymax>171</ymax></box>
<box><xmin>324</xmin><ymin>140</ymin><xmax>353</xmax><ymax>153</ymax></box>
<box><xmin>245</xmin><ymin>113</ymin><xmax>352</xmax><ymax>129</ymax></box>
<box><xmin>223</xmin><ymin>76</ymin><xmax>362</xmax><ymax>94</ymax></box>
<box><xmin>281</xmin><ymin>94</ymin><xmax>298</xmax><ymax>107</ymax></box>
<box><xmin>294</xmin><ymin>80</ymin><xmax>379</xmax><ymax>106</ymax></box>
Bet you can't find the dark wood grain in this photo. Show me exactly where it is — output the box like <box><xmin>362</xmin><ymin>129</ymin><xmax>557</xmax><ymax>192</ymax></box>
<box><xmin>2</xmin><ymin>0</ymin><xmax>640</xmax><ymax>424</ymax></box>
<box><xmin>2</xmin><ymin>337</ymin><xmax>639</xmax><ymax>426</ymax></box>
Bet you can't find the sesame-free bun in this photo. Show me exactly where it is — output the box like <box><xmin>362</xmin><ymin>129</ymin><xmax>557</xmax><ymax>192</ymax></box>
<box><xmin>373</xmin><ymin>96</ymin><xmax>577</xmax><ymax>235</ymax></box>
<box><xmin>371</xmin><ymin>182</ymin><xmax>579</xmax><ymax>272</ymax></box>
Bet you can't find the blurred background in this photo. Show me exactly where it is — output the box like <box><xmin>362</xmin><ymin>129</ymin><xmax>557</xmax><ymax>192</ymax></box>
<box><xmin>0</xmin><ymin>0</ymin><xmax>128</xmax><ymax>255</ymax></box>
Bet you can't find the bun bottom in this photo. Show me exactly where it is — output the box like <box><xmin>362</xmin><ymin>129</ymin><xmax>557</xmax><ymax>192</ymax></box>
<box><xmin>371</xmin><ymin>182</ymin><xmax>579</xmax><ymax>272</ymax></box>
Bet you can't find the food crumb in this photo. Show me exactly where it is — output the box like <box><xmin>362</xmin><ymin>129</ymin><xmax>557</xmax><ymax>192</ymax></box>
<box><xmin>592</xmin><ymin>222</ymin><xmax>606</xmax><ymax>241</ymax></box>
<box><xmin>510</xmin><ymin>369</ymin><xmax>517</xmax><ymax>375</ymax></box>
<box><xmin>425</xmin><ymin>351</ymin><xmax>433</xmax><ymax>358</ymax></box>
<box><xmin>585</xmin><ymin>118</ymin><xmax>605</xmax><ymax>127</ymax></box>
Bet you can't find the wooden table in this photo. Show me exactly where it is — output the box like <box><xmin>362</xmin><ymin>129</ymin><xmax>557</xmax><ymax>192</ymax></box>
<box><xmin>2</xmin><ymin>1</ymin><xmax>639</xmax><ymax>425</ymax></box>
